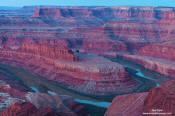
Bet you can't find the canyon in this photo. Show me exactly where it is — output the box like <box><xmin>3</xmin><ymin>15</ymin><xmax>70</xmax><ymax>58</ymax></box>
<box><xmin>0</xmin><ymin>6</ymin><xmax>175</xmax><ymax>116</ymax></box>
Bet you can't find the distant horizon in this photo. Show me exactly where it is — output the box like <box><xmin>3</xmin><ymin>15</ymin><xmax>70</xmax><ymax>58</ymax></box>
<box><xmin>1</xmin><ymin>5</ymin><xmax>175</xmax><ymax>8</ymax></box>
<box><xmin>0</xmin><ymin>0</ymin><xmax>175</xmax><ymax>7</ymax></box>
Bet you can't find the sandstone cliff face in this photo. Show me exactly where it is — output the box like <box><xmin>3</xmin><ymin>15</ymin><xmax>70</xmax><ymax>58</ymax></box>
<box><xmin>139</xmin><ymin>40</ymin><xmax>175</xmax><ymax>62</ymax></box>
<box><xmin>83</xmin><ymin>39</ymin><xmax>127</xmax><ymax>55</ymax></box>
<box><xmin>105</xmin><ymin>80</ymin><xmax>175</xmax><ymax>116</ymax></box>
<box><xmin>19</xmin><ymin>44</ymin><xmax>79</xmax><ymax>61</ymax></box>
<box><xmin>104</xmin><ymin>20</ymin><xmax>175</xmax><ymax>44</ymax></box>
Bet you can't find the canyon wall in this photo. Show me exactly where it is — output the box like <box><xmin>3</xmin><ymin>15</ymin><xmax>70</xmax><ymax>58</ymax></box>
<box><xmin>1</xmin><ymin>6</ymin><xmax>175</xmax><ymax>116</ymax></box>
<box><xmin>0</xmin><ymin>44</ymin><xmax>141</xmax><ymax>96</ymax></box>
<box><xmin>1</xmin><ymin>6</ymin><xmax>175</xmax><ymax>98</ymax></box>
<box><xmin>32</xmin><ymin>7</ymin><xmax>175</xmax><ymax>20</ymax></box>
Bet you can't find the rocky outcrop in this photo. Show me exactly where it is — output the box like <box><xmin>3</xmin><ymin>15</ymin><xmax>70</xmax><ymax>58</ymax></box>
<box><xmin>105</xmin><ymin>92</ymin><xmax>148</xmax><ymax>116</ymax></box>
<box><xmin>0</xmin><ymin>79</ymin><xmax>26</xmax><ymax>99</ymax></box>
<box><xmin>0</xmin><ymin>92</ymin><xmax>88</xmax><ymax>116</ymax></box>
<box><xmin>33</xmin><ymin>107</ymin><xmax>56</xmax><ymax>116</ymax></box>
<box><xmin>143</xmin><ymin>80</ymin><xmax>175</xmax><ymax>115</ymax></box>
<box><xmin>0</xmin><ymin>80</ymin><xmax>25</xmax><ymax>114</ymax></box>
<box><xmin>0</xmin><ymin>79</ymin><xmax>89</xmax><ymax>116</ymax></box>
<box><xmin>105</xmin><ymin>80</ymin><xmax>175</xmax><ymax>116</ymax></box>
<box><xmin>25</xmin><ymin>93</ymin><xmax>88</xmax><ymax>116</ymax></box>
<box><xmin>0</xmin><ymin>92</ymin><xmax>24</xmax><ymax>114</ymax></box>
<box><xmin>1</xmin><ymin>102</ymin><xmax>56</xmax><ymax>116</ymax></box>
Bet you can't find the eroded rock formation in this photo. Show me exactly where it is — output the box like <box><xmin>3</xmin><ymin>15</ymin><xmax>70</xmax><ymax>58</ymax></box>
<box><xmin>105</xmin><ymin>92</ymin><xmax>148</xmax><ymax>116</ymax></box>
<box><xmin>1</xmin><ymin>102</ymin><xmax>55</xmax><ymax>116</ymax></box>
<box><xmin>0</xmin><ymin>44</ymin><xmax>140</xmax><ymax>95</ymax></box>
<box><xmin>0</xmin><ymin>79</ymin><xmax>89</xmax><ymax>116</ymax></box>
<box><xmin>1</xmin><ymin>6</ymin><xmax>175</xmax><ymax>115</ymax></box>
<box><xmin>143</xmin><ymin>80</ymin><xmax>175</xmax><ymax>115</ymax></box>
<box><xmin>105</xmin><ymin>80</ymin><xmax>175</xmax><ymax>116</ymax></box>
<box><xmin>32</xmin><ymin>7</ymin><xmax>175</xmax><ymax>20</ymax></box>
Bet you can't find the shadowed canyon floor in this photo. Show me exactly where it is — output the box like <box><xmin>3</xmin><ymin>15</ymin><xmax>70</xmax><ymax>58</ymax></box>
<box><xmin>1</xmin><ymin>6</ymin><xmax>175</xmax><ymax>116</ymax></box>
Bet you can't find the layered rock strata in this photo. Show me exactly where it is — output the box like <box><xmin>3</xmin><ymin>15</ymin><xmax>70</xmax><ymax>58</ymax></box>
<box><xmin>2</xmin><ymin>6</ymin><xmax>175</xmax><ymax>96</ymax></box>
<box><xmin>0</xmin><ymin>44</ymin><xmax>140</xmax><ymax>95</ymax></box>
<box><xmin>32</xmin><ymin>7</ymin><xmax>175</xmax><ymax>20</ymax></box>
<box><xmin>105</xmin><ymin>80</ymin><xmax>175</xmax><ymax>116</ymax></box>
<box><xmin>117</xmin><ymin>40</ymin><xmax>175</xmax><ymax>78</ymax></box>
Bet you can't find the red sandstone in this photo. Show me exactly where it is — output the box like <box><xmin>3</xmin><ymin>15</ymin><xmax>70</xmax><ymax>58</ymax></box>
<box><xmin>105</xmin><ymin>80</ymin><xmax>175</xmax><ymax>116</ymax></box>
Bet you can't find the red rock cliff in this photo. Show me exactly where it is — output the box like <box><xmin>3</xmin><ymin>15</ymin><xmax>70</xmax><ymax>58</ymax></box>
<box><xmin>19</xmin><ymin>44</ymin><xmax>79</xmax><ymax>61</ymax></box>
<box><xmin>105</xmin><ymin>80</ymin><xmax>175</xmax><ymax>116</ymax></box>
